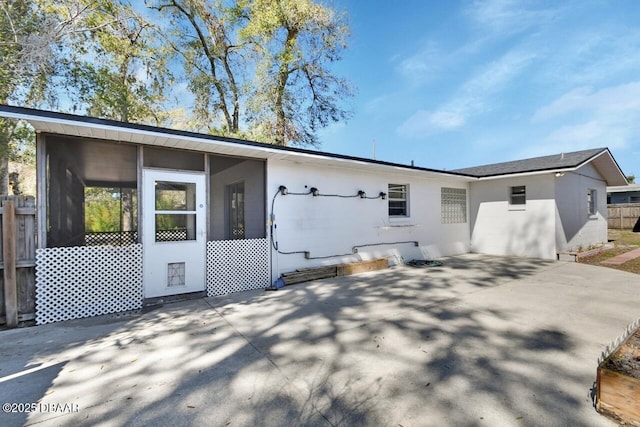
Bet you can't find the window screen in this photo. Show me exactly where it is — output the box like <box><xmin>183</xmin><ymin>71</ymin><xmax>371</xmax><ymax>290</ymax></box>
<box><xmin>509</xmin><ymin>185</ymin><xmax>526</xmax><ymax>205</ymax></box>
<box><xmin>388</xmin><ymin>184</ymin><xmax>408</xmax><ymax>216</ymax></box>
<box><xmin>46</xmin><ymin>135</ymin><xmax>138</xmax><ymax>247</ymax></box>
<box><xmin>588</xmin><ymin>189</ymin><xmax>597</xmax><ymax>215</ymax></box>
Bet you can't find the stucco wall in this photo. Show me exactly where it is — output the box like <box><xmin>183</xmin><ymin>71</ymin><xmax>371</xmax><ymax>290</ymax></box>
<box><xmin>469</xmin><ymin>174</ymin><xmax>557</xmax><ymax>259</ymax></box>
<box><xmin>555</xmin><ymin>163</ymin><xmax>607</xmax><ymax>252</ymax></box>
<box><xmin>267</xmin><ymin>159</ymin><xmax>470</xmax><ymax>277</ymax></box>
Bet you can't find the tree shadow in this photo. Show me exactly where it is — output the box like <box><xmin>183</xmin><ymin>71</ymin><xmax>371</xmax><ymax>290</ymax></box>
<box><xmin>0</xmin><ymin>254</ymin><xmax>625</xmax><ymax>426</ymax></box>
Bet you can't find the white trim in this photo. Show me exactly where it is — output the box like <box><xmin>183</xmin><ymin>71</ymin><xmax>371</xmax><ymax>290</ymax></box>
<box><xmin>0</xmin><ymin>109</ymin><xmax>475</xmax><ymax>182</ymax></box>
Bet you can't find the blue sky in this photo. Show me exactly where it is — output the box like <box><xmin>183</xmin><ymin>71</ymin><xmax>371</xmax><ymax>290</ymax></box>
<box><xmin>315</xmin><ymin>0</ymin><xmax>640</xmax><ymax>179</ymax></box>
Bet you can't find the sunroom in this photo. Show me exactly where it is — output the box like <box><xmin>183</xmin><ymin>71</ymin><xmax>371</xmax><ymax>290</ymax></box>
<box><xmin>37</xmin><ymin>130</ymin><xmax>270</xmax><ymax>324</ymax></box>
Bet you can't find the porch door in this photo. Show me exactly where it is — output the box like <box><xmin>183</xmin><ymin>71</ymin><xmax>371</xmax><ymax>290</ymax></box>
<box><xmin>143</xmin><ymin>169</ymin><xmax>206</xmax><ymax>298</ymax></box>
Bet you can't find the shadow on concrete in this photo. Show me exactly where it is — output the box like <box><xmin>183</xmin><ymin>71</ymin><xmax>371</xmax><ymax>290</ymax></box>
<box><xmin>0</xmin><ymin>254</ymin><xmax>618</xmax><ymax>426</ymax></box>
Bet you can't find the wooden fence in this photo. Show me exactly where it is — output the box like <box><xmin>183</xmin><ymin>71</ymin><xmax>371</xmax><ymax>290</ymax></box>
<box><xmin>0</xmin><ymin>195</ymin><xmax>36</xmax><ymax>327</ymax></box>
<box><xmin>608</xmin><ymin>203</ymin><xmax>640</xmax><ymax>231</ymax></box>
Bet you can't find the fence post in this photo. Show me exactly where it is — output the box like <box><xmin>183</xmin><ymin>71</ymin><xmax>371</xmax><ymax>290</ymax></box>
<box><xmin>3</xmin><ymin>199</ymin><xmax>17</xmax><ymax>328</ymax></box>
<box><xmin>620</xmin><ymin>207</ymin><xmax>623</xmax><ymax>230</ymax></box>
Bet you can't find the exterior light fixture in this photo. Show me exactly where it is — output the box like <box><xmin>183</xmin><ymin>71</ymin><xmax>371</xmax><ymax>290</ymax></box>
<box><xmin>358</xmin><ymin>190</ymin><xmax>366</xmax><ymax>198</ymax></box>
<box><xmin>380</xmin><ymin>192</ymin><xmax>387</xmax><ymax>200</ymax></box>
<box><xmin>310</xmin><ymin>187</ymin><xmax>320</xmax><ymax>196</ymax></box>
<box><xmin>555</xmin><ymin>172</ymin><xmax>565</xmax><ymax>177</ymax></box>
<box><xmin>279</xmin><ymin>185</ymin><xmax>288</xmax><ymax>195</ymax></box>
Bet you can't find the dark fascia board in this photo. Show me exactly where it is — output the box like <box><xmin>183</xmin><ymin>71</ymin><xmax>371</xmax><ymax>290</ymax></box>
<box><xmin>0</xmin><ymin>104</ymin><xmax>476</xmax><ymax>179</ymax></box>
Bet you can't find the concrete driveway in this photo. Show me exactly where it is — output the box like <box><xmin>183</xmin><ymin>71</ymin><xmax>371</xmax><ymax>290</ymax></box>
<box><xmin>1</xmin><ymin>254</ymin><xmax>639</xmax><ymax>426</ymax></box>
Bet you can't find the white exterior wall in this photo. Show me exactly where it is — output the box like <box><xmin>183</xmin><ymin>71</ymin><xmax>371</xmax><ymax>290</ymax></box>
<box><xmin>555</xmin><ymin>163</ymin><xmax>608</xmax><ymax>252</ymax></box>
<box><xmin>267</xmin><ymin>159</ymin><xmax>470</xmax><ymax>278</ymax></box>
<box><xmin>469</xmin><ymin>174</ymin><xmax>557</xmax><ymax>259</ymax></box>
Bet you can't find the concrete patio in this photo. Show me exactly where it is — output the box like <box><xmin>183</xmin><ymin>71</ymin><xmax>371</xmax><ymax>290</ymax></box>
<box><xmin>1</xmin><ymin>254</ymin><xmax>639</xmax><ymax>426</ymax></box>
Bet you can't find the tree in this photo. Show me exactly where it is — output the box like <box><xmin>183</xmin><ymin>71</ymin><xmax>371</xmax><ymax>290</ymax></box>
<box><xmin>0</xmin><ymin>0</ymin><xmax>97</xmax><ymax>194</ymax></box>
<box><xmin>627</xmin><ymin>175</ymin><xmax>635</xmax><ymax>184</ymax></box>
<box><xmin>149</xmin><ymin>0</ymin><xmax>352</xmax><ymax>145</ymax></box>
<box><xmin>1</xmin><ymin>0</ymin><xmax>51</xmax><ymax>193</ymax></box>
<box><xmin>241</xmin><ymin>0</ymin><xmax>352</xmax><ymax>146</ymax></box>
<box><xmin>63</xmin><ymin>0</ymin><xmax>171</xmax><ymax>124</ymax></box>
<box><xmin>149</xmin><ymin>0</ymin><xmax>245</xmax><ymax>134</ymax></box>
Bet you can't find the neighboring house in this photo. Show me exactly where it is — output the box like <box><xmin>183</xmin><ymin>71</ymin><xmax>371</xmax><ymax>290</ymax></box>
<box><xmin>0</xmin><ymin>105</ymin><xmax>628</xmax><ymax>324</ymax></box>
<box><xmin>607</xmin><ymin>184</ymin><xmax>640</xmax><ymax>204</ymax></box>
<box><xmin>455</xmin><ymin>149</ymin><xmax>627</xmax><ymax>259</ymax></box>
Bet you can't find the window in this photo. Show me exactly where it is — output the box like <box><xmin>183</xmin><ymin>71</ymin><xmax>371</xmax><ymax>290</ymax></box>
<box><xmin>588</xmin><ymin>189</ymin><xmax>597</xmax><ymax>215</ymax></box>
<box><xmin>509</xmin><ymin>185</ymin><xmax>526</xmax><ymax>205</ymax></box>
<box><xmin>155</xmin><ymin>181</ymin><xmax>197</xmax><ymax>242</ymax></box>
<box><xmin>441</xmin><ymin>188</ymin><xmax>467</xmax><ymax>223</ymax></box>
<box><xmin>227</xmin><ymin>181</ymin><xmax>245</xmax><ymax>239</ymax></box>
<box><xmin>388</xmin><ymin>184</ymin><xmax>408</xmax><ymax>216</ymax></box>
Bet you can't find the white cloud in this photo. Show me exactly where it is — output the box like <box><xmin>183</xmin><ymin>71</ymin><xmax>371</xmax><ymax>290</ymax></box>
<box><xmin>520</xmin><ymin>81</ymin><xmax>640</xmax><ymax>158</ymax></box>
<box><xmin>533</xmin><ymin>82</ymin><xmax>640</xmax><ymax>122</ymax></box>
<box><xmin>449</xmin><ymin>48</ymin><xmax>536</xmax><ymax>114</ymax></box>
<box><xmin>395</xmin><ymin>47</ymin><xmax>535</xmax><ymax>139</ymax></box>
<box><xmin>464</xmin><ymin>0</ymin><xmax>561</xmax><ymax>36</ymax></box>
<box><xmin>396</xmin><ymin>110</ymin><xmax>466</xmax><ymax>138</ymax></box>
<box><xmin>519</xmin><ymin>119</ymin><xmax>633</xmax><ymax>159</ymax></box>
<box><xmin>396</xmin><ymin>41</ymin><xmax>440</xmax><ymax>79</ymax></box>
<box><xmin>537</xmin><ymin>27</ymin><xmax>640</xmax><ymax>87</ymax></box>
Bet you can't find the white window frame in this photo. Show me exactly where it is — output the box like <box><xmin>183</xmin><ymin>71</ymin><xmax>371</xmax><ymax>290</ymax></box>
<box><xmin>509</xmin><ymin>185</ymin><xmax>526</xmax><ymax>206</ymax></box>
<box><xmin>388</xmin><ymin>184</ymin><xmax>409</xmax><ymax>217</ymax></box>
<box><xmin>588</xmin><ymin>189</ymin><xmax>597</xmax><ymax>216</ymax></box>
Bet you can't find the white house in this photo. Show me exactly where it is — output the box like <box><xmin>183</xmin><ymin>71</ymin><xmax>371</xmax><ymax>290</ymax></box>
<box><xmin>0</xmin><ymin>105</ymin><xmax>628</xmax><ymax>324</ymax></box>
<box><xmin>455</xmin><ymin>149</ymin><xmax>627</xmax><ymax>259</ymax></box>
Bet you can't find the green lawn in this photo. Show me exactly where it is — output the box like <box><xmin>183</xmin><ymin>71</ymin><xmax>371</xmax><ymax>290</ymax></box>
<box><xmin>578</xmin><ymin>229</ymin><xmax>640</xmax><ymax>274</ymax></box>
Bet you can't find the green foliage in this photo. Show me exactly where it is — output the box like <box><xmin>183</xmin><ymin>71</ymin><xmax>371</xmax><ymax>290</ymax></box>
<box><xmin>1</xmin><ymin>0</ymin><xmax>354</xmax><ymax>186</ymax></box>
<box><xmin>0</xmin><ymin>0</ymin><xmax>54</xmax><ymax>105</ymax></box>
<box><xmin>63</xmin><ymin>0</ymin><xmax>172</xmax><ymax>124</ymax></box>
<box><xmin>241</xmin><ymin>0</ymin><xmax>353</xmax><ymax>146</ymax></box>
<box><xmin>150</xmin><ymin>0</ymin><xmax>352</xmax><ymax>145</ymax></box>
<box><xmin>150</xmin><ymin>0</ymin><xmax>244</xmax><ymax>134</ymax></box>
<box><xmin>627</xmin><ymin>175</ymin><xmax>635</xmax><ymax>184</ymax></box>
<box><xmin>85</xmin><ymin>187</ymin><xmax>137</xmax><ymax>232</ymax></box>
<box><xmin>84</xmin><ymin>187</ymin><xmax>122</xmax><ymax>232</ymax></box>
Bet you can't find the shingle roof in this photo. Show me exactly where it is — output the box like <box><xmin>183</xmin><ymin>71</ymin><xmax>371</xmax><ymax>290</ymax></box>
<box><xmin>453</xmin><ymin>148</ymin><xmax>608</xmax><ymax>177</ymax></box>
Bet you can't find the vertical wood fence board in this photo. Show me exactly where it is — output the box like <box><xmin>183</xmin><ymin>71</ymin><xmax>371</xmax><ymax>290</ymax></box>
<box><xmin>607</xmin><ymin>203</ymin><xmax>640</xmax><ymax>230</ymax></box>
<box><xmin>0</xmin><ymin>196</ymin><xmax>36</xmax><ymax>326</ymax></box>
<box><xmin>3</xmin><ymin>199</ymin><xmax>17</xmax><ymax>327</ymax></box>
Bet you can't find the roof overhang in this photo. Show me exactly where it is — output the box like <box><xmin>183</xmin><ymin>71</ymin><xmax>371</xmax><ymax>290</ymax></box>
<box><xmin>473</xmin><ymin>149</ymin><xmax>628</xmax><ymax>186</ymax></box>
<box><xmin>0</xmin><ymin>105</ymin><xmax>474</xmax><ymax>182</ymax></box>
<box><xmin>608</xmin><ymin>184</ymin><xmax>640</xmax><ymax>193</ymax></box>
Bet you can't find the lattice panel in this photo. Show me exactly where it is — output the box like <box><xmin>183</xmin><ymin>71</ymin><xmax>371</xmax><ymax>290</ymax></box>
<box><xmin>35</xmin><ymin>244</ymin><xmax>143</xmax><ymax>324</ymax></box>
<box><xmin>207</xmin><ymin>239</ymin><xmax>270</xmax><ymax>296</ymax></box>
<box><xmin>85</xmin><ymin>231</ymin><xmax>138</xmax><ymax>246</ymax></box>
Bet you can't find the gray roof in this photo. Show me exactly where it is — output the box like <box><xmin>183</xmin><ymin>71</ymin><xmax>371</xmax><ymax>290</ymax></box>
<box><xmin>453</xmin><ymin>148</ymin><xmax>608</xmax><ymax>177</ymax></box>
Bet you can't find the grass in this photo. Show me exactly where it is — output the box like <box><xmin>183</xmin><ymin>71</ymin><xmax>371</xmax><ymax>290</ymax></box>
<box><xmin>607</xmin><ymin>229</ymin><xmax>640</xmax><ymax>246</ymax></box>
<box><xmin>578</xmin><ymin>229</ymin><xmax>640</xmax><ymax>274</ymax></box>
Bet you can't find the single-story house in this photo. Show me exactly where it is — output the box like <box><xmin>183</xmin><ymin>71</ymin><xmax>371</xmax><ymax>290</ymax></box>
<box><xmin>0</xmin><ymin>105</ymin><xmax>628</xmax><ymax>324</ymax></box>
<box><xmin>455</xmin><ymin>149</ymin><xmax>627</xmax><ymax>259</ymax></box>
<box><xmin>607</xmin><ymin>184</ymin><xmax>640</xmax><ymax>204</ymax></box>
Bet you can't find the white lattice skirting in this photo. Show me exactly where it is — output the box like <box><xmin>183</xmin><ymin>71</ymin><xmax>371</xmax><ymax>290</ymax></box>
<box><xmin>35</xmin><ymin>245</ymin><xmax>143</xmax><ymax>324</ymax></box>
<box><xmin>207</xmin><ymin>239</ymin><xmax>270</xmax><ymax>296</ymax></box>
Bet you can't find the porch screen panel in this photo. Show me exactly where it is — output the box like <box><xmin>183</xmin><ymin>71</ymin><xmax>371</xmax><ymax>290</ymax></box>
<box><xmin>209</xmin><ymin>156</ymin><xmax>266</xmax><ymax>240</ymax></box>
<box><xmin>46</xmin><ymin>135</ymin><xmax>137</xmax><ymax>248</ymax></box>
